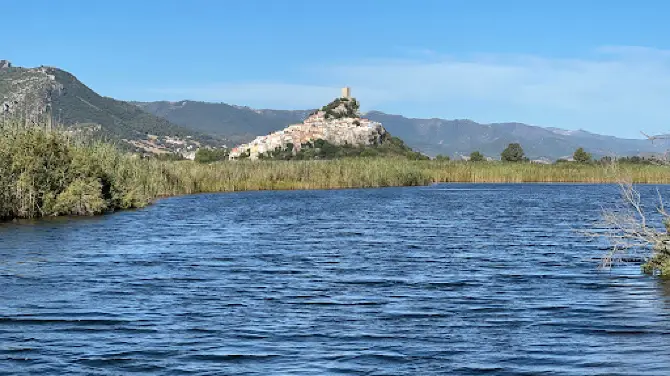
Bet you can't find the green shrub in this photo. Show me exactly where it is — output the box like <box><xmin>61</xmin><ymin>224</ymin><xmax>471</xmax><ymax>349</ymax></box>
<box><xmin>0</xmin><ymin>125</ymin><xmax>167</xmax><ymax>220</ymax></box>
<box><xmin>195</xmin><ymin>148</ymin><xmax>228</xmax><ymax>163</ymax></box>
<box><xmin>49</xmin><ymin>178</ymin><xmax>107</xmax><ymax>216</ymax></box>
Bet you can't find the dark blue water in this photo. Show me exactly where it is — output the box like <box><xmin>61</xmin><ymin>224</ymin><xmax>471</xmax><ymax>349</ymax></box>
<box><xmin>1</xmin><ymin>184</ymin><xmax>670</xmax><ymax>375</ymax></box>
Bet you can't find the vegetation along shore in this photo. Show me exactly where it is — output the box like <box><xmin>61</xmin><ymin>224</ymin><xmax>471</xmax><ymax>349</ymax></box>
<box><xmin>2</xmin><ymin>126</ymin><xmax>670</xmax><ymax>221</ymax></box>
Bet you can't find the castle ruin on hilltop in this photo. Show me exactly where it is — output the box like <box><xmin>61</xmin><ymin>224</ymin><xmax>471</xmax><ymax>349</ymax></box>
<box><xmin>0</xmin><ymin>60</ymin><xmax>12</xmax><ymax>69</ymax></box>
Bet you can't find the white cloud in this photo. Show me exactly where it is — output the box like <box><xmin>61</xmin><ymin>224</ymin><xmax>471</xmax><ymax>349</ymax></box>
<box><xmin>147</xmin><ymin>46</ymin><xmax>670</xmax><ymax>138</ymax></box>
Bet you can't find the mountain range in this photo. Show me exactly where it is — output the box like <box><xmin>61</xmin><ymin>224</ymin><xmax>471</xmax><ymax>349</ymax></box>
<box><xmin>2</xmin><ymin>62</ymin><xmax>666</xmax><ymax>160</ymax></box>
<box><xmin>136</xmin><ymin>100</ymin><xmax>667</xmax><ymax>159</ymax></box>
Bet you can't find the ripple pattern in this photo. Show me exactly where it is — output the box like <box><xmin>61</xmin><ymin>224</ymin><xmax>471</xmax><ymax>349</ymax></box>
<box><xmin>1</xmin><ymin>184</ymin><xmax>670</xmax><ymax>375</ymax></box>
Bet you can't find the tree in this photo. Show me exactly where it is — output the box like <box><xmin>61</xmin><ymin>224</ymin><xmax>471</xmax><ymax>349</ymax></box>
<box><xmin>589</xmin><ymin>180</ymin><xmax>670</xmax><ymax>277</ymax></box>
<box><xmin>469</xmin><ymin>151</ymin><xmax>485</xmax><ymax>162</ymax></box>
<box><xmin>501</xmin><ymin>143</ymin><xmax>525</xmax><ymax>162</ymax></box>
<box><xmin>588</xmin><ymin>131</ymin><xmax>670</xmax><ymax>277</ymax></box>
<box><xmin>195</xmin><ymin>148</ymin><xmax>228</xmax><ymax>163</ymax></box>
<box><xmin>573</xmin><ymin>147</ymin><xmax>592</xmax><ymax>163</ymax></box>
<box><xmin>434</xmin><ymin>154</ymin><xmax>450</xmax><ymax>161</ymax></box>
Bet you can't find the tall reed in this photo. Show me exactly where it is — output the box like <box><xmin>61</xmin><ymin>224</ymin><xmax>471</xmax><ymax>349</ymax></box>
<box><xmin>2</xmin><ymin>126</ymin><xmax>669</xmax><ymax>220</ymax></box>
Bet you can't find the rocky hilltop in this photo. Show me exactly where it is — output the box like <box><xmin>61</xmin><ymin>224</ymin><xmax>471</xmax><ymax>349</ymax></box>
<box><xmin>0</xmin><ymin>64</ymin><xmax>60</xmax><ymax>125</ymax></box>
<box><xmin>0</xmin><ymin>63</ymin><xmax>219</xmax><ymax>156</ymax></box>
<box><xmin>229</xmin><ymin>90</ymin><xmax>387</xmax><ymax>160</ymax></box>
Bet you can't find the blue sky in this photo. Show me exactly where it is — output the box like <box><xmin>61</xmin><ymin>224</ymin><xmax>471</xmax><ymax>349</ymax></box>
<box><xmin>5</xmin><ymin>0</ymin><xmax>670</xmax><ymax>138</ymax></box>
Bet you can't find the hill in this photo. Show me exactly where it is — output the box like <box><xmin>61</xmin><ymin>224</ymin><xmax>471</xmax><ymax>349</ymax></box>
<box><xmin>136</xmin><ymin>100</ymin><xmax>668</xmax><ymax>160</ymax></box>
<box><xmin>228</xmin><ymin>94</ymin><xmax>425</xmax><ymax>161</ymax></box>
<box><xmin>0</xmin><ymin>63</ymin><xmax>220</xmax><ymax>156</ymax></box>
<box><xmin>132</xmin><ymin>100</ymin><xmax>310</xmax><ymax>145</ymax></box>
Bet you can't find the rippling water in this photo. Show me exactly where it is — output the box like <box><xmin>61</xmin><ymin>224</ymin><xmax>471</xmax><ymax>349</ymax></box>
<box><xmin>2</xmin><ymin>184</ymin><xmax>670</xmax><ymax>375</ymax></box>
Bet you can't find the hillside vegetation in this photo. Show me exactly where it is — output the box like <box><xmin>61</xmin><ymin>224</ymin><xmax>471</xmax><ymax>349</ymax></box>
<box><xmin>254</xmin><ymin>136</ymin><xmax>428</xmax><ymax>161</ymax></box>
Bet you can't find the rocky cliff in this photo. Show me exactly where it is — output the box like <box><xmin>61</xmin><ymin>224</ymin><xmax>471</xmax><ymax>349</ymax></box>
<box><xmin>229</xmin><ymin>96</ymin><xmax>387</xmax><ymax>160</ymax></box>
<box><xmin>0</xmin><ymin>65</ymin><xmax>61</xmax><ymax>124</ymax></box>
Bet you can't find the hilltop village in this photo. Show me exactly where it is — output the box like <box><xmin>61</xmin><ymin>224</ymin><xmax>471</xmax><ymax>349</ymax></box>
<box><xmin>229</xmin><ymin>88</ymin><xmax>388</xmax><ymax>160</ymax></box>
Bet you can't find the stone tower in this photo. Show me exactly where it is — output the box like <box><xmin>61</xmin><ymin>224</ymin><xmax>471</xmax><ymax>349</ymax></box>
<box><xmin>341</xmin><ymin>86</ymin><xmax>351</xmax><ymax>98</ymax></box>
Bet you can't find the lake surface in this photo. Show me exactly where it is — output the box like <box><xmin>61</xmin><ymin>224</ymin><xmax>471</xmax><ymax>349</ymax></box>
<box><xmin>1</xmin><ymin>184</ymin><xmax>670</xmax><ymax>375</ymax></box>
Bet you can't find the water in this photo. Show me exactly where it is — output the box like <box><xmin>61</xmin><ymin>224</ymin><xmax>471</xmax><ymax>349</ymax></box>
<box><xmin>1</xmin><ymin>184</ymin><xmax>670</xmax><ymax>375</ymax></box>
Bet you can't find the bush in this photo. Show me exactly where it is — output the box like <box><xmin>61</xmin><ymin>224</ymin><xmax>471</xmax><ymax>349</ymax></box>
<box><xmin>0</xmin><ymin>125</ymin><xmax>166</xmax><ymax>220</ymax></box>
<box><xmin>195</xmin><ymin>148</ymin><xmax>229</xmax><ymax>163</ymax></box>
<box><xmin>617</xmin><ymin>156</ymin><xmax>654</xmax><ymax>165</ymax></box>
<box><xmin>360</xmin><ymin>148</ymin><xmax>379</xmax><ymax>157</ymax></box>
<box><xmin>49</xmin><ymin>178</ymin><xmax>107</xmax><ymax>216</ymax></box>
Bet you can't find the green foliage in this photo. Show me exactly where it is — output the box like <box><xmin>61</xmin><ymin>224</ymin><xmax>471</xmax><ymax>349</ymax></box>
<box><xmin>320</xmin><ymin>97</ymin><xmax>360</xmax><ymax>119</ymax></box>
<box><xmin>153</xmin><ymin>153</ymin><xmax>185</xmax><ymax>161</ymax></box>
<box><xmin>195</xmin><ymin>148</ymin><xmax>229</xmax><ymax>163</ymax></box>
<box><xmin>616</xmin><ymin>156</ymin><xmax>657</xmax><ymax>165</ymax></box>
<box><xmin>0</xmin><ymin>124</ymin><xmax>168</xmax><ymax>220</ymax></box>
<box><xmin>234</xmin><ymin>149</ymin><xmax>251</xmax><ymax>160</ymax></box>
<box><xmin>640</xmin><ymin>224</ymin><xmax>670</xmax><ymax>278</ymax></box>
<box><xmin>405</xmin><ymin>151</ymin><xmax>428</xmax><ymax>160</ymax></box>
<box><xmin>501</xmin><ymin>143</ymin><xmax>526</xmax><ymax>162</ymax></box>
<box><xmin>256</xmin><ymin>134</ymin><xmax>428</xmax><ymax>161</ymax></box>
<box><xmin>469</xmin><ymin>151</ymin><xmax>485</xmax><ymax>162</ymax></box>
<box><xmin>246</xmin><ymin>133</ymin><xmax>427</xmax><ymax>161</ymax></box>
<box><xmin>573</xmin><ymin>147</ymin><xmax>592</xmax><ymax>163</ymax></box>
<box><xmin>49</xmin><ymin>178</ymin><xmax>107</xmax><ymax>216</ymax></box>
<box><xmin>642</xmin><ymin>243</ymin><xmax>670</xmax><ymax>278</ymax></box>
<box><xmin>434</xmin><ymin>154</ymin><xmax>450</xmax><ymax>161</ymax></box>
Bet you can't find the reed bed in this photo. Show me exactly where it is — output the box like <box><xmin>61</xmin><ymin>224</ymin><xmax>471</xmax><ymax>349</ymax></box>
<box><xmin>424</xmin><ymin>161</ymin><xmax>670</xmax><ymax>184</ymax></box>
<box><xmin>2</xmin><ymin>126</ymin><xmax>670</xmax><ymax>220</ymax></box>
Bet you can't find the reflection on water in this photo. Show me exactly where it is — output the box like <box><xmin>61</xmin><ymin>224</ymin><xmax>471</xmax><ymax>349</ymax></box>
<box><xmin>1</xmin><ymin>184</ymin><xmax>670</xmax><ymax>375</ymax></box>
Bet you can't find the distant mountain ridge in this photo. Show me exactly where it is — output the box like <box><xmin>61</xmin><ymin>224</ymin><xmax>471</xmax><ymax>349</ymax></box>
<box><xmin>363</xmin><ymin>111</ymin><xmax>667</xmax><ymax>159</ymax></box>
<box><xmin>132</xmin><ymin>100</ymin><xmax>312</xmax><ymax>145</ymax></box>
<box><xmin>135</xmin><ymin>100</ymin><xmax>668</xmax><ymax>159</ymax></box>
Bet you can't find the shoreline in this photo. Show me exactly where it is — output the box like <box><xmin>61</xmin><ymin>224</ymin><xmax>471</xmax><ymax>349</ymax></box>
<box><xmin>6</xmin><ymin>179</ymin><xmax>669</xmax><ymax>225</ymax></box>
